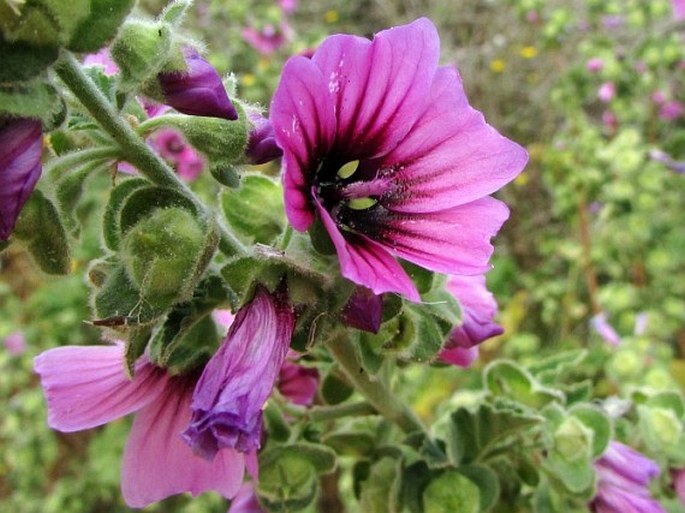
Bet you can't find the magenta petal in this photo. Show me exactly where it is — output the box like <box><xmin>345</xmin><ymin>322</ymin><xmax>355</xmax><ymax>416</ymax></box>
<box><xmin>316</xmin><ymin>198</ymin><xmax>420</xmax><ymax>301</ymax></box>
<box><xmin>439</xmin><ymin>346</ymin><xmax>479</xmax><ymax>368</ymax></box>
<box><xmin>271</xmin><ymin>56</ymin><xmax>336</xmax><ymax>231</ymax></box>
<box><xmin>381</xmin><ymin>197</ymin><xmax>510</xmax><ymax>276</ymax></box>
<box><xmin>342</xmin><ymin>287</ymin><xmax>384</xmax><ymax>333</ymax></box>
<box><xmin>377</xmin><ymin>67</ymin><xmax>528</xmax><ymax>213</ymax></box>
<box><xmin>33</xmin><ymin>344</ymin><xmax>167</xmax><ymax>432</ymax></box>
<box><xmin>228</xmin><ymin>483</ymin><xmax>265</xmax><ymax>513</ymax></box>
<box><xmin>312</xmin><ymin>18</ymin><xmax>439</xmax><ymax>157</ymax></box>
<box><xmin>121</xmin><ymin>377</ymin><xmax>245</xmax><ymax>507</ymax></box>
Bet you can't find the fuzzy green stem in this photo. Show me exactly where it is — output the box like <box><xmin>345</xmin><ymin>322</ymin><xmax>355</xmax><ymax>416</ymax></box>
<box><xmin>53</xmin><ymin>51</ymin><xmax>247</xmax><ymax>257</ymax></box>
<box><xmin>325</xmin><ymin>332</ymin><xmax>426</xmax><ymax>434</ymax></box>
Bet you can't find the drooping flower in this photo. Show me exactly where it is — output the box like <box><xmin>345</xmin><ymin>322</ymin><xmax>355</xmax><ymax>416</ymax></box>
<box><xmin>439</xmin><ymin>274</ymin><xmax>504</xmax><ymax>367</ymax></box>
<box><xmin>246</xmin><ymin>113</ymin><xmax>283</xmax><ymax>165</ymax></box>
<box><xmin>158</xmin><ymin>47</ymin><xmax>238</xmax><ymax>121</ymax></box>
<box><xmin>590</xmin><ymin>441</ymin><xmax>666</xmax><ymax>513</ymax></box>
<box><xmin>271</xmin><ymin>18</ymin><xmax>528</xmax><ymax>301</ymax></box>
<box><xmin>278</xmin><ymin>354</ymin><xmax>320</xmax><ymax>406</ymax></box>
<box><xmin>150</xmin><ymin>128</ymin><xmax>206</xmax><ymax>181</ymax></box>
<box><xmin>0</xmin><ymin>118</ymin><xmax>43</xmax><ymax>241</ymax></box>
<box><xmin>33</xmin><ymin>343</ymin><xmax>249</xmax><ymax>507</ymax></box>
<box><xmin>591</xmin><ymin>312</ymin><xmax>621</xmax><ymax>346</ymax></box>
<box><xmin>183</xmin><ymin>287</ymin><xmax>295</xmax><ymax>460</ymax></box>
<box><xmin>228</xmin><ymin>483</ymin><xmax>266</xmax><ymax>513</ymax></box>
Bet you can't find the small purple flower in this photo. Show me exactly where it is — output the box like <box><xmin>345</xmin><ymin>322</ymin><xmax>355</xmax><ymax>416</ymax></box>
<box><xmin>271</xmin><ymin>19</ymin><xmax>527</xmax><ymax>301</ymax></box>
<box><xmin>586</xmin><ymin>58</ymin><xmax>604</xmax><ymax>73</ymax></box>
<box><xmin>34</xmin><ymin>343</ymin><xmax>250</xmax><ymax>507</ymax></box>
<box><xmin>279</xmin><ymin>0</ymin><xmax>298</xmax><ymax>14</ymax></box>
<box><xmin>341</xmin><ymin>287</ymin><xmax>384</xmax><ymax>333</ymax></box>
<box><xmin>246</xmin><ymin>113</ymin><xmax>283</xmax><ymax>165</ymax></box>
<box><xmin>158</xmin><ymin>47</ymin><xmax>237</xmax><ymax>121</ymax></box>
<box><xmin>649</xmin><ymin>149</ymin><xmax>685</xmax><ymax>174</ymax></box>
<box><xmin>183</xmin><ymin>287</ymin><xmax>295</xmax><ymax>460</ymax></box>
<box><xmin>0</xmin><ymin>118</ymin><xmax>42</xmax><ymax>241</ymax></box>
<box><xmin>590</xmin><ymin>441</ymin><xmax>666</xmax><ymax>513</ymax></box>
<box><xmin>598</xmin><ymin>82</ymin><xmax>616</xmax><ymax>103</ymax></box>
<box><xmin>3</xmin><ymin>331</ymin><xmax>26</xmax><ymax>355</ymax></box>
<box><xmin>278</xmin><ymin>355</ymin><xmax>320</xmax><ymax>406</ymax></box>
<box><xmin>242</xmin><ymin>22</ymin><xmax>292</xmax><ymax>55</ymax></box>
<box><xmin>659</xmin><ymin>100</ymin><xmax>684</xmax><ymax>122</ymax></box>
<box><xmin>439</xmin><ymin>274</ymin><xmax>503</xmax><ymax>367</ymax></box>
<box><xmin>591</xmin><ymin>312</ymin><xmax>621</xmax><ymax>346</ymax></box>
<box><xmin>150</xmin><ymin>128</ymin><xmax>205</xmax><ymax>181</ymax></box>
<box><xmin>673</xmin><ymin>0</ymin><xmax>685</xmax><ymax>20</ymax></box>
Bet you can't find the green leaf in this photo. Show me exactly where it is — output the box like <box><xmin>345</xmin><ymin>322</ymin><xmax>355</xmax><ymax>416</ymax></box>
<box><xmin>528</xmin><ymin>349</ymin><xmax>588</xmax><ymax>384</ymax></box>
<box><xmin>323</xmin><ymin>432</ymin><xmax>376</xmax><ymax>457</ymax></box>
<box><xmin>0</xmin><ymin>37</ymin><xmax>58</xmax><ymax>82</ymax></box>
<box><xmin>220</xmin><ymin>174</ymin><xmax>285</xmax><ymax>244</ymax></box>
<box><xmin>118</xmin><ymin>186</ymin><xmax>198</xmax><ymax>235</ymax></box>
<box><xmin>54</xmin><ymin>161</ymin><xmax>105</xmax><ymax>234</ymax></box>
<box><xmin>102</xmin><ymin>177</ymin><xmax>149</xmax><ymax>250</ymax></box>
<box><xmin>360</xmin><ymin>457</ymin><xmax>403</xmax><ymax>513</ymax></box>
<box><xmin>0</xmin><ymin>80</ymin><xmax>66</xmax><ymax>130</ymax></box>
<box><xmin>321</xmin><ymin>367</ymin><xmax>354</xmax><ymax>405</ymax></box>
<box><xmin>422</xmin><ymin>470</ymin><xmax>480</xmax><ymax>513</ymax></box>
<box><xmin>13</xmin><ymin>190</ymin><xmax>71</xmax><ymax>275</ymax></box>
<box><xmin>159</xmin><ymin>0</ymin><xmax>191</xmax><ymax>25</ymax></box>
<box><xmin>569</xmin><ymin>405</ymin><xmax>611</xmax><ymax>458</ymax></box>
<box><xmin>447</xmin><ymin>402</ymin><xmax>543</xmax><ymax>466</ymax></box>
<box><xmin>457</xmin><ymin>465</ymin><xmax>500</xmax><ymax>512</ymax></box>
<box><xmin>484</xmin><ymin>360</ymin><xmax>565</xmax><ymax>409</ymax></box>
<box><xmin>67</xmin><ymin>0</ymin><xmax>135</xmax><ymax>52</ymax></box>
<box><xmin>401</xmin><ymin>260</ymin><xmax>435</xmax><ymax>295</ymax></box>
<box><xmin>646</xmin><ymin>391</ymin><xmax>685</xmax><ymax>419</ymax></box>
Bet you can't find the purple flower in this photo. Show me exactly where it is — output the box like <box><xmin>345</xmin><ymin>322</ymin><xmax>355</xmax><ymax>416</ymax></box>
<box><xmin>158</xmin><ymin>48</ymin><xmax>237</xmax><ymax>120</ymax></box>
<box><xmin>33</xmin><ymin>343</ymin><xmax>250</xmax><ymax>507</ymax></box>
<box><xmin>271</xmin><ymin>18</ymin><xmax>527</xmax><ymax>301</ymax></box>
<box><xmin>673</xmin><ymin>0</ymin><xmax>685</xmax><ymax>20</ymax></box>
<box><xmin>439</xmin><ymin>274</ymin><xmax>503</xmax><ymax>367</ymax></box>
<box><xmin>672</xmin><ymin>468</ymin><xmax>685</xmax><ymax>505</ymax></box>
<box><xmin>341</xmin><ymin>287</ymin><xmax>384</xmax><ymax>333</ymax></box>
<box><xmin>228</xmin><ymin>483</ymin><xmax>265</xmax><ymax>513</ymax></box>
<box><xmin>83</xmin><ymin>47</ymin><xmax>119</xmax><ymax>76</ymax></box>
<box><xmin>183</xmin><ymin>287</ymin><xmax>295</xmax><ymax>460</ymax></box>
<box><xmin>586</xmin><ymin>58</ymin><xmax>604</xmax><ymax>73</ymax></box>
<box><xmin>150</xmin><ymin>128</ymin><xmax>205</xmax><ymax>181</ymax></box>
<box><xmin>591</xmin><ymin>312</ymin><xmax>622</xmax><ymax>346</ymax></box>
<box><xmin>3</xmin><ymin>330</ymin><xmax>26</xmax><ymax>355</ymax></box>
<box><xmin>246</xmin><ymin>113</ymin><xmax>283</xmax><ymax>165</ymax></box>
<box><xmin>0</xmin><ymin>118</ymin><xmax>42</xmax><ymax>241</ymax></box>
<box><xmin>598</xmin><ymin>82</ymin><xmax>616</xmax><ymax>103</ymax></box>
<box><xmin>278</xmin><ymin>354</ymin><xmax>320</xmax><ymax>406</ymax></box>
<box><xmin>659</xmin><ymin>100</ymin><xmax>684</xmax><ymax>122</ymax></box>
<box><xmin>279</xmin><ymin>0</ymin><xmax>298</xmax><ymax>14</ymax></box>
<box><xmin>242</xmin><ymin>22</ymin><xmax>292</xmax><ymax>55</ymax></box>
<box><xmin>590</xmin><ymin>442</ymin><xmax>666</xmax><ymax>513</ymax></box>
<box><xmin>649</xmin><ymin>149</ymin><xmax>685</xmax><ymax>174</ymax></box>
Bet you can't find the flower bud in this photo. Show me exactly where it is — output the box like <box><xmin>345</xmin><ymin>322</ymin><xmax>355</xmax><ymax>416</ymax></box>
<box><xmin>121</xmin><ymin>207</ymin><xmax>206</xmax><ymax>303</ymax></box>
<box><xmin>554</xmin><ymin>416</ymin><xmax>593</xmax><ymax>463</ymax></box>
<box><xmin>0</xmin><ymin>118</ymin><xmax>42</xmax><ymax>241</ymax></box>
<box><xmin>245</xmin><ymin>113</ymin><xmax>282</xmax><ymax>165</ymax></box>
<box><xmin>158</xmin><ymin>47</ymin><xmax>237</xmax><ymax>120</ymax></box>
<box><xmin>641</xmin><ymin>406</ymin><xmax>683</xmax><ymax>450</ymax></box>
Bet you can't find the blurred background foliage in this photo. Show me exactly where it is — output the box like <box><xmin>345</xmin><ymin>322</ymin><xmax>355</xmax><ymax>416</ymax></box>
<box><xmin>1</xmin><ymin>0</ymin><xmax>684</xmax><ymax>511</ymax></box>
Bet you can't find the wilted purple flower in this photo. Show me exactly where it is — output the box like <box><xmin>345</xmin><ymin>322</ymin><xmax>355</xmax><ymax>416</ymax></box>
<box><xmin>591</xmin><ymin>312</ymin><xmax>621</xmax><ymax>346</ymax></box>
<box><xmin>228</xmin><ymin>483</ymin><xmax>265</xmax><ymax>513</ymax></box>
<box><xmin>598</xmin><ymin>82</ymin><xmax>616</xmax><ymax>103</ymax></box>
<box><xmin>246</xmin><ymin>113</ymin><xmax>283</xmax><ymax>165</ymax></box>
<box><xmin>34</xmin><ymin>343</ymin><xmax>249</xmax><ymax>507</ymax></box>
<box><xmin>586</xmin><ymin>58</ymin><xmax>604</xmax><ymax>73</ymax></box>
<box><xmin>3</xmin><ymin>330</ymin><xmax>26</xmax><ymax>355</ymax></box>
<box><xmin>278</xmin><ymin>355</ymin><xmax>320</xmax><ymax>406</ymax></box>
<box><xmin>150</xmin><ymin>128</ymin><xmax>205</xmax><ymax>181</ymax></box>
<box><xmin>590</xmin><ymin>441</ymin><xmax>666</xmax><ymax>513</ymax></box>
<box><xmin>659</xmin><ymin>100</ymin><xmax>684</xmax><ymax>122</ymax></box>
<box><xmin>673</xmin><ymin>0</ymin><xmax>685</xmax><ymax>20</ymax></box>
<box><xmin>183</xmin><ymin>287</ymin><xmax>295</xmax><ymax>460</ymax></box>
<box><xmin>158</xmin><ymin>47</ymin><xmax>237</xmax><ymax>120</ymax></box>
<box><xmin>242</xmin><ymin>22</ymin><xmax>292</xmax><ymax>55</ymax></box>
<box><xmin>271</xmin><ymin>18</ymin><xmax>527</xmax><ymax>301</ymax></box>
<box><xmin>342</xmin><ymin>287</ymin><xmax>384</xmax><ymax>333</ymax></box>
<box><xmin>0</xmin><ymin>118</ymin><xmax>42</xmax><ymax>241</ymax></box>
<box><xmin>439</xmin><ymin>274</ymin><xmax>503</xmax><ymax>367</ymax></box>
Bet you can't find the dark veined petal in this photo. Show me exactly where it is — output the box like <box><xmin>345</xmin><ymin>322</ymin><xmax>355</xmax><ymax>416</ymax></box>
<box><xmin>0</xmin><ymin>118</ymin><xmax>42</xmax><ymax>241</ymax></box>
<box><xmin>376</xmin><ymin>66</ymin><xmax>528</xmax><ymax>213</ymax></box>
<box><xmin>121</xmin><ymin>377</ymin><xmax>246</xmax><ymax>507</ymax></box>
<box><xmin>33</xmin><ymin>344</ymin><xmax>167</xmax><ymax>432</ymax></box>
<box><xmin>311</xmin><ymin>17</ymin><xmax>439</xmax><ymax>158</ymax></box>
<box><xmin>271</xmin><ymin>56</ymin><xmax>337</xmax><ymax>230</ymax></box>
<box><xmin>316</xmin><ymin>197</ymin><xmax>420</xmax><ymax>301</ymax></box>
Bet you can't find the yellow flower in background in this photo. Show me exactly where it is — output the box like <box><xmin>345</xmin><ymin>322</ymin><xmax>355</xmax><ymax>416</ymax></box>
<box><xmin>241</xmin><ymin>73</ymin><xmax>256</xmax><ymax>87</ymax></box>
<box><xmin>520</xmin><ymin>46</ymin><xmax>538</xmax><ymax>59</ymax></box>
<box><xmin>490</xmin><ymin>59</ymin><xmax>506</xmax><ymax>73</ymax></box>
<box><xmin>324</xmin><ymin>10</ymin><xmax>339</xmax><ymax>24</ymax></box>
<box><xmin>257</xmin><ymin>58</ymin><xmax>270</xmax><ymax>72</ymax></box>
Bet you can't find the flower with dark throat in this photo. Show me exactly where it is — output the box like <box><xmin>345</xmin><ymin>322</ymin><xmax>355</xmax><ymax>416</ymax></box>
<box><xmin>158</xmin><ymin>47</ymin><xmax>238</xmax><ymax>120</ymax></box>
<box><xmin>183</xmin><ymin>287</ymin><xmax>295</xmax><ymax>460</ymax></box>
<box><xmin>33</xmin><ymin>343</ymin><xmax>252</xmax><ymax>507</ymax></box>
<box><xmin>439</xmin><ymin>274</ymin><xmax>504</xmax><ymax>367</ymax></box>
<box><xmin>271</xmin><ymin>18</ymin><xmax>528</xmax><ymax>301</ymax></box>
<box><xmin>0</xmin><ymin>118</ymin><xmax>42</xmax><ymax>241</ymax></box>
